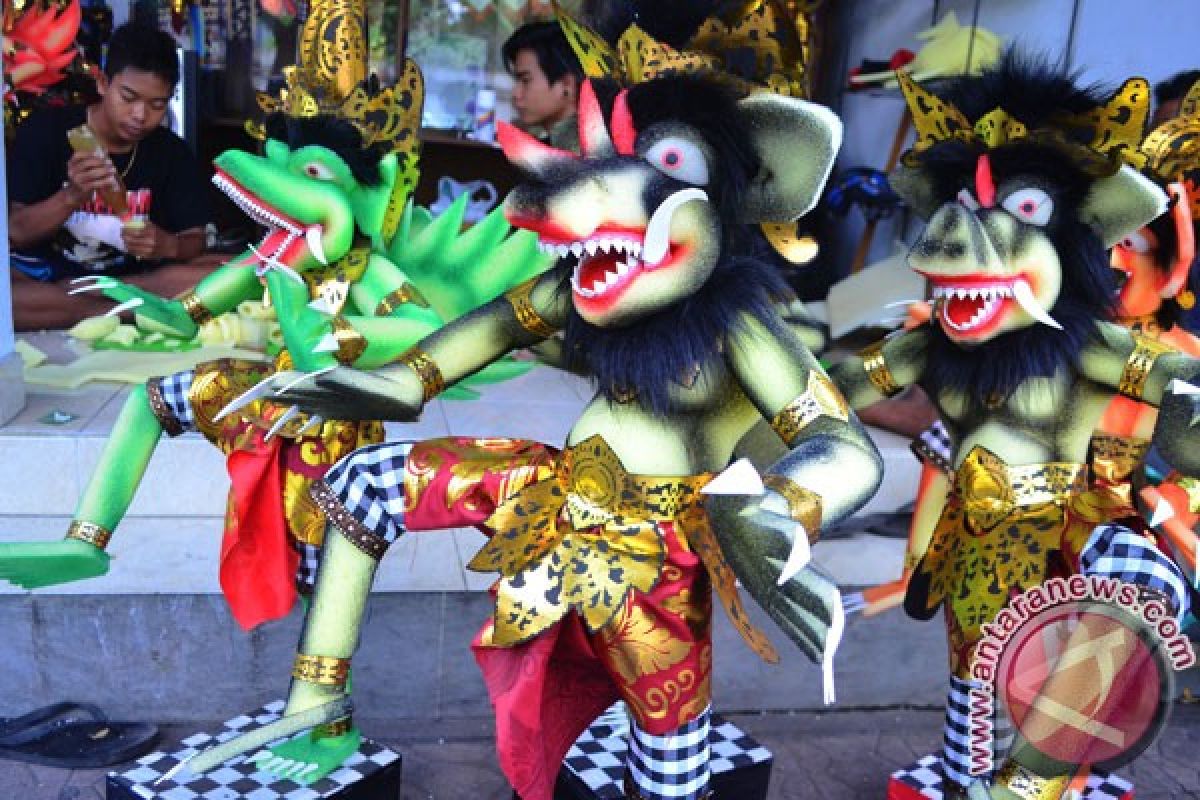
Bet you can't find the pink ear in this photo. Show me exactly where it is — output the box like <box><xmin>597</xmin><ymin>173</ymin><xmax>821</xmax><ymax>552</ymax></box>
<box><xmin>610</xmin><ymin>90</ymin><xmax>636</xmax><ymax>156</ymax></box>
<box><xmin>497</xmin><ymin>120</ymin><xmax>578</xmax><ymax>175</ymax></box>
<box><xmin>577</xmin><ymin>80</ymin><xmax>614</xmax><ymax>158</ymax></box>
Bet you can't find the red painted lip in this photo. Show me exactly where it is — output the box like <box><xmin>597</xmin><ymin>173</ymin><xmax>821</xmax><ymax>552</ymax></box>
<box><xmin>573</xmin><ymin>244</ymin><xmax>686</xmax><ymax>316</ymax></box>
<box><xmin>917</xmin><ymin>270</ymin><xmax>1020</xmax><ymax>288</ymax></box>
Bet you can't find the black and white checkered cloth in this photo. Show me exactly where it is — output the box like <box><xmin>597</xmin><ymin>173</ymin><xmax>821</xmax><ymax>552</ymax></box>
<box><xmin>562</xmin><ymin>703</ymin><xmax>771</xmax><ymax>800</ymax></box>
<box><xmin>323</xmin><ymin>442</ymin><xmax>414</xmax><ymax>542</ymax></box>
<box><xmin>941</xmin><ymin>675</ymin><xmax>1013</xmax><ymax>789</ymax></box>
<box><xmin>293</xmin><ymin>540</ymin><xmax>320</xmax><ymax>594</ymax></box>
<box><xmin>107</xmin><ymin>700</ymin><xmax>400</xmax><ymax>799</ymax></box>
<box><xmin>911</xmin><ymin>420</ymin><xmax>954</xmax><ymax>475</ymax></box>
<box><xmin>888</xmin><ymin>754</ymin><xmax>1133</xmax><ymax>800</ymax></box>
<box><xmin>627</xmin><ymin>708</ymin><xmax>710</xmax><ymax>800</ymax></box>
<box><xmin>1081</xmin><ymin>523</ymin><xmax>1191</xmax><ymax>619</ymax></box>
<box><xmin>156</xmin><ymin>370</ymin><xmax>198</xmax><ymax>432</ymax></box>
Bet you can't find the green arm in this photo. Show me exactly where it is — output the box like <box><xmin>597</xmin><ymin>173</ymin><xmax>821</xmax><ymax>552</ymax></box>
<box><xmin>1083</xmin><ymin>322</ymin><xmax>1200</xmax><ymax>476</ymax></box>
<box><xmin>826</xmin><ymin>327</ymin><xmax>929</xmax><ymax>411</ymax></box>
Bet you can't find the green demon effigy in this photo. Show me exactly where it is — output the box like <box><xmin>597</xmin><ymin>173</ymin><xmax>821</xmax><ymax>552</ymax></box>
<box><xmin>171</xmin><ymin>15</ymin><xmax>884</xmax><ymax>800</ymax></box>
<box><xmin>829</xmin><ymin>57</ymin><xmax>1199</xmax><ymax>799</ymax></box>
<box><xmin>0</xmin><ymin>0</ymin><xmax>551</xmax><ymax>631</ymax></box>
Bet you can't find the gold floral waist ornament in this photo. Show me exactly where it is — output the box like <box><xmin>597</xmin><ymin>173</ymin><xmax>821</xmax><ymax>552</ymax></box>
<box><xmin>469</xmin><ymin>436</ymin><xmax>711</xmax><ymax>646</ymax></box>
<box><xmin>951</xmin><ymin>446</ymin><xmax>1088</xmax><ymax>532</ymax></box>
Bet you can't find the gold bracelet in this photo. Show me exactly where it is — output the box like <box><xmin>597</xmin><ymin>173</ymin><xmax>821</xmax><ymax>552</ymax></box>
<box><xmin>763</xmin><ymin>475</ymin><xmax>822</xmax><ymax>542</ymax></box>
<box><xmin>292</xmin><ymin>654</ymin><xmax>351</xmax><ymax>686</ymax></box>
<box><xmin>66</xmin><ymin>520</ymin><xmax>112</xmax><ymax>550</ymax></box>
<box><xmin>993</xmin><ymin>761</ymin><xmax>1070</xmax><ymax>800</ymax></box>
<box><xmin>330</xmin><ymin>316</ymin><xmax>368</xmax><ymax>366</ymax></box>
<box><xmin>145</xmin><ymin>378</ymin><xmax>185</xmax><ymax>436</ymax></box>
<box><xmin>505</xmin><ymin>276</ymin><xmax>558</xmax><ymax>339</ymax></box>
<box><xmin>177</xmin><ymin>290</ymin><xmax>214</xmax><ymax>326</ymax></box>
<box><xmin>859</xmin><ymin>340</ymin><xmax>901</xmax><ymax>398</ymax></box>
<box><xmin>314</xmin><ymin>716</ymin><xmax>353</xmax><ymax>738</ymax></box>
<box><xmin>375</xmin><ymin>282</ymin><xmax>429</xmax><ymax>316</ymax></box>
<box><xmin>400</xmin><ymin>347</ymin><xmax>446</xmax><ymax>402</ymax></box>
<box><xmin>769</xmin><ymin>371</ymin><xmax>850</xmax><ymax>444</ymax></box>
<box><xmin>1118</xmin><ymin>334</ymin><xmax>1175</xmax><ymax>400</ymax></box>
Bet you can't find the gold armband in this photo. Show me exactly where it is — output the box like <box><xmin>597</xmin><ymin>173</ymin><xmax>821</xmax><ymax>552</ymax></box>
<box><xmin>292</xmin><ymin>654</ymin><xmax>351</xmax><ymax>686</ymax></box>
<box><xmin>400</xmin><ymin>347</ymin><xmax>446</xmax><ymax>402</ymax></box>
<box><xmin>769</xmin><ymin>371</ymin><xmax>850</xmax><ymax>444</ymax></box>
<box><xmin>505</xmin><ymin>276</ymin><xmax>558</xmax><ymax>339</ymax></box>
<box><xmin>145</xmin><ymin>378</ymin><xmax>185</xmax><ymax>437</ymax></box>
<box><xmin>374</xmin><ymin>282</ymin><xmax>429</xmax><ymax>316</ymax></box>
<box><xmin>315</xmin><ymin>716</ymin><xmax>353</xmax><ymax>738</ymax></box>
<box><xmin>1118</xmin><ymin>334</ymin><xmax>1175</xmax><ymax>400</ymax></box>
<box><xmin>66</xmin><ymin>520</ymin><xmax>112</xmax><ymax>550</ymax></box>
<box><xmin>330</xmin><ymin>316</ymin><xmax>368</xmax><ymax>366</ymax></box>
<box><xmin>177</xmin><ymin>290</ymin><xmax>214</xmax><ymax>326</ymax></box>
<box><xmin>859</xmin><ymin>340</ymin><xmax>901</xmax><ymax>398</ymax></box>
<box><xmin>763</xmin><ymin>475</ymin><xmax>822</xmax><ymax>543</ymax></box>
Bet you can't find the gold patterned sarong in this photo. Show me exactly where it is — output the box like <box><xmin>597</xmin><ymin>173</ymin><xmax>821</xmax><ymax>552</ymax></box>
<box><xmin>912</xmin><ymin>446</ymin><xmax>1120</xmax><ymax>672</ymax></box>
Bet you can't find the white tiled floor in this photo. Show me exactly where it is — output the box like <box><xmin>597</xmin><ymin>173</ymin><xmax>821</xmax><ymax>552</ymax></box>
<box><xmin>1</xmin><ymin>332</ymin><xmax>915</xmax><ymax>595</ymax></box>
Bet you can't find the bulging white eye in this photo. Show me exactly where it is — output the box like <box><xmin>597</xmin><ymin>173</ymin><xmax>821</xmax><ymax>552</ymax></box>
<box><xmin>957</xmin><ymin>188</ymin><xmax>980</xmax><ymax>211</ymax></box>
<box><xmin>644</xmin><ymin>137</ymin><xmax>709</xmax><ymax>186</ymax></box>
<box><xmin>1117</xmin><ymin>230</ymin><xmax>1152</xmax><ymax>254</ymax></box>
<box><xmin>301</xmin><ymin>161</ymin><xmax>336</xmax><ymax>181</ymax></box>
<box><xmin>1002</xmin><ymin>187</ymin><xmax>1054</xmax><ymax>226</ymax></box>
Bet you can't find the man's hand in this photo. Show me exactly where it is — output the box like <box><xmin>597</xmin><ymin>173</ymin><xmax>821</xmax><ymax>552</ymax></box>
<box><xmin>121</xmin><ymin>220</ymin><xmax>177</xmax><ymax>261</ymax></box>
<box><xmin>64</xmin><ymin>150</ymin><xmax>118</xmax><ymax>206</ymax></box>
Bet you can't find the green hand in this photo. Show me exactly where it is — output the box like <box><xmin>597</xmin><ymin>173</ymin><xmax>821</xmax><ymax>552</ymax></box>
<box><xmin>704</xmin><ymin>494</ymin><xmax>840</xmax><ymax>665</ymax></box>
<box><xmin>68</xmin><ymin>275</ymin><xmax>197</xmax><ymax>338</ymax></box>
<box><xmin>0</xmin><ymin>539</ymin><xmax>111</xmax><ymax>589</ymax></box>
<box><xmin>256</xmin><ymin>727</ymin><xmax>362</xmax><ymax>785</ymax></box>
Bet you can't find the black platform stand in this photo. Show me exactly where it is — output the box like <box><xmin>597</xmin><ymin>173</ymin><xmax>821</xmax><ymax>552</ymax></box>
<box><xmin>106</xmin><ymin>701</ymin><xmax>401</xmax><ymax>800</ymax></box>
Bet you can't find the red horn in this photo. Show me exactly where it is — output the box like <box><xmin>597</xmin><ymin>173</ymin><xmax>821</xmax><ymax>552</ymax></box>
<box><xmin>497</xmin><ymin>120</ymin><xmax>578</xmax><ymax>176</ymax></box>
<box><xmin>610</xmin><ymin>90</ymin><xmax>636</xmax><ymax>156</ymax></box>
<box><xmin>577</xmin><ymin>80</ymin><xmax>614</xmax><ymax>157</ymax></box>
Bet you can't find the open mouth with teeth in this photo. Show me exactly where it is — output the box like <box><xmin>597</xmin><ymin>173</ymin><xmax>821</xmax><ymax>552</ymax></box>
<box><xmin>212</xmin><ymin>168</ymin><xmax>329</xmax><ymax>273</ymax></box>
<box><xmin>930</xmin><ymin>278</ymin><xmax>1015</xmax><ymax>334</ymax></box>
<box><xmin>534</xmin><ymin>228</ymin><xmax>684</xmax><ymax>306</ymax></box>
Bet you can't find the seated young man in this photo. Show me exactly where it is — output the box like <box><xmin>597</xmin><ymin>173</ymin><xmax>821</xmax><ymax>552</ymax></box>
<box><xmin>502</xmin><ymin>20</ymin><xmax>583</xmax><ymax>152</ymax></box>
<box><xmin>7</xmin><ymin>21</ymin><xmax>214</xmax><ymax>331</ymax></box>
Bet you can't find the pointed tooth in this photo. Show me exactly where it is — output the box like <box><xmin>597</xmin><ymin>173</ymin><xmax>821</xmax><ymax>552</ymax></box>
<box><xmin>604</xmin><ymin>270</ymin><xmax>619</xmax><ymax>285</ymax></box>
<box><xmin>1012</xmin><ymin>279</ymin><xmax>1063</xmax><ymax>330</ymax></box>
<box><xmin>591</xmin><ymin>280</ymin><xmax>605</xmax><ymax>294</ymax></box>
<box><xmin>776</xmin><ymin>525</ymin><xmax>813</xmax><ymax>586</ymax></box>
<box><xmin>644</xmin><ymin>188</ymin><xmax>708</xmax><ymax>266</ymax></box>
<box><xmin>631</xmin><ymin>241</ymin><xmax>642</xmax><ymax>257</ymax></box>
<box><xmin>585</xmin><ymin>240</ymin><xmax>599</xmax><ymax>256</ymax></box>
<box><xmin>616</xmin><ymin>261</ymin><xmax>631</xmax><ymax>277</ymax></box>
<box><xmin>557</xmin><ymin>244</ymin><xmax>571</xmax><ymax>257</ymax></box>
<box><xmin>969</xmin><ymin>288</ymin><xmax>981</xmax><ymax>300</ymax></box>
<box><xmin>571</xmin><ymin>242</ymin><xmax>584</xmax><ymax>257</ymax></box>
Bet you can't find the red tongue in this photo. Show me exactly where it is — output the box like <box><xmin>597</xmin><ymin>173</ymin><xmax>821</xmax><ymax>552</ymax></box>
<box><xmin>944</xmin><ymin>294</ymin><xmax>986</xmax><ymax>326</ymax></box>
<box><xmin>255</xmin><ymin>230</ymin><xmax>290</xmax><ymax>263</ymax></box>
<box><xmin>578</xmin><ymin>252</ymin><xmax>623</xmax><ymax>288</ymax></box>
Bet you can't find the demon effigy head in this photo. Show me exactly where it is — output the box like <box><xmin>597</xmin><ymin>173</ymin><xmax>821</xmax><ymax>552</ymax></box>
<box><xmin>1111</xmin><ymin>78</ymin><xmax>1200</xmax><ymax>327</ymax></box>
<box><xmin>889</xmin><ymin>53</ymin><xmax>1167</xmax><ymax>400</ymax></box>
<box><xmin>497</xmin><ymin>74</ymin><xmax>839</xmax><ymax>409</ymax></box>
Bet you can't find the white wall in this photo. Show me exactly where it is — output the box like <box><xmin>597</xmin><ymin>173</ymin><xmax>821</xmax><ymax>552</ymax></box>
<box><xmin>820</xmin><ymin>0</ymin><xmax>1200</xmax><ymax>284</ymax></box>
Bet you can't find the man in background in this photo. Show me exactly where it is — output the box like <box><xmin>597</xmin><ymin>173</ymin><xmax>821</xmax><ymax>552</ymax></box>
<box><xmin>7</xmin><ymin>21</ymin><xmax>213</xmax><ymax>330</ymax></box>
<box><xmin>502</xmin><ymin>20</ymin><xmax>583</xmax><ymax>152</ymax></box>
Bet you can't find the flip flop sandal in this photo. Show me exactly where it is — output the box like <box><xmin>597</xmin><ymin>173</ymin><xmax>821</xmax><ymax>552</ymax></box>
<box><xmin>0</xmin><ymin>705</ymin><xmax>158</xmax><ymax>768</ymax></box>
<box><xmin>0</xmin><ymin>702</ymin><xmax>106</xmax><ymax>739</ymax></box>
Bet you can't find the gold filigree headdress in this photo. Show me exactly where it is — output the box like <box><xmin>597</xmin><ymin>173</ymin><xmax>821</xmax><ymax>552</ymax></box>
<box><xmin>897</xmin><ymin>70</ymin><xmax>1151</xmax><ymax>174</ymax></box>
<box><xmin>247</xmin><ymin>0</ymin><xmax>423</xmax><ymax>160</ymax></box>
<box><xmin>1140</xmin><ymin>78</ymin><xmax>1200</xmax><ymax>219</ymax></box>
<box><xmin>556</xmin><ymin>0</ymin><xmax>817</xmax><ymax>99</ymax></box>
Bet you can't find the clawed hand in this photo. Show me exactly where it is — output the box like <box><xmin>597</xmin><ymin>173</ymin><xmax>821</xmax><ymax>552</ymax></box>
<box><xmin>68</xmin><ymin>275</ymin><xmax>196</xmax><ymax>337</ymax></box>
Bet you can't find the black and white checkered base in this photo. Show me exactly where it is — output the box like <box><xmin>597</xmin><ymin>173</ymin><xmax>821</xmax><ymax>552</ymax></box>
<box><xmin>556</xmin><ymin>703</ymin><xmax>772</xmax><ymax>800</ymax></box>
<box><xmin>106</xmin><ymin>701</ymin><xmax>401</xmax><ymax>800</ymax></box>
<box><xmin>887</xmin><ymin>755</ymin><xmax>1133</xmax><ymax>800</ymax></box>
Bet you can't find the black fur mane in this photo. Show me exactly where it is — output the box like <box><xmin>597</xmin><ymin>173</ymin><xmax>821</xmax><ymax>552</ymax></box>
<box><xmin>264</xmin><ymin>112</ymin><xmax>386</xmax><ymax>186</ymax></box>
<box><xmin>562</xmin><ymin>241</ymin><xmax>791</xmax><ymax>415</ymax></box>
